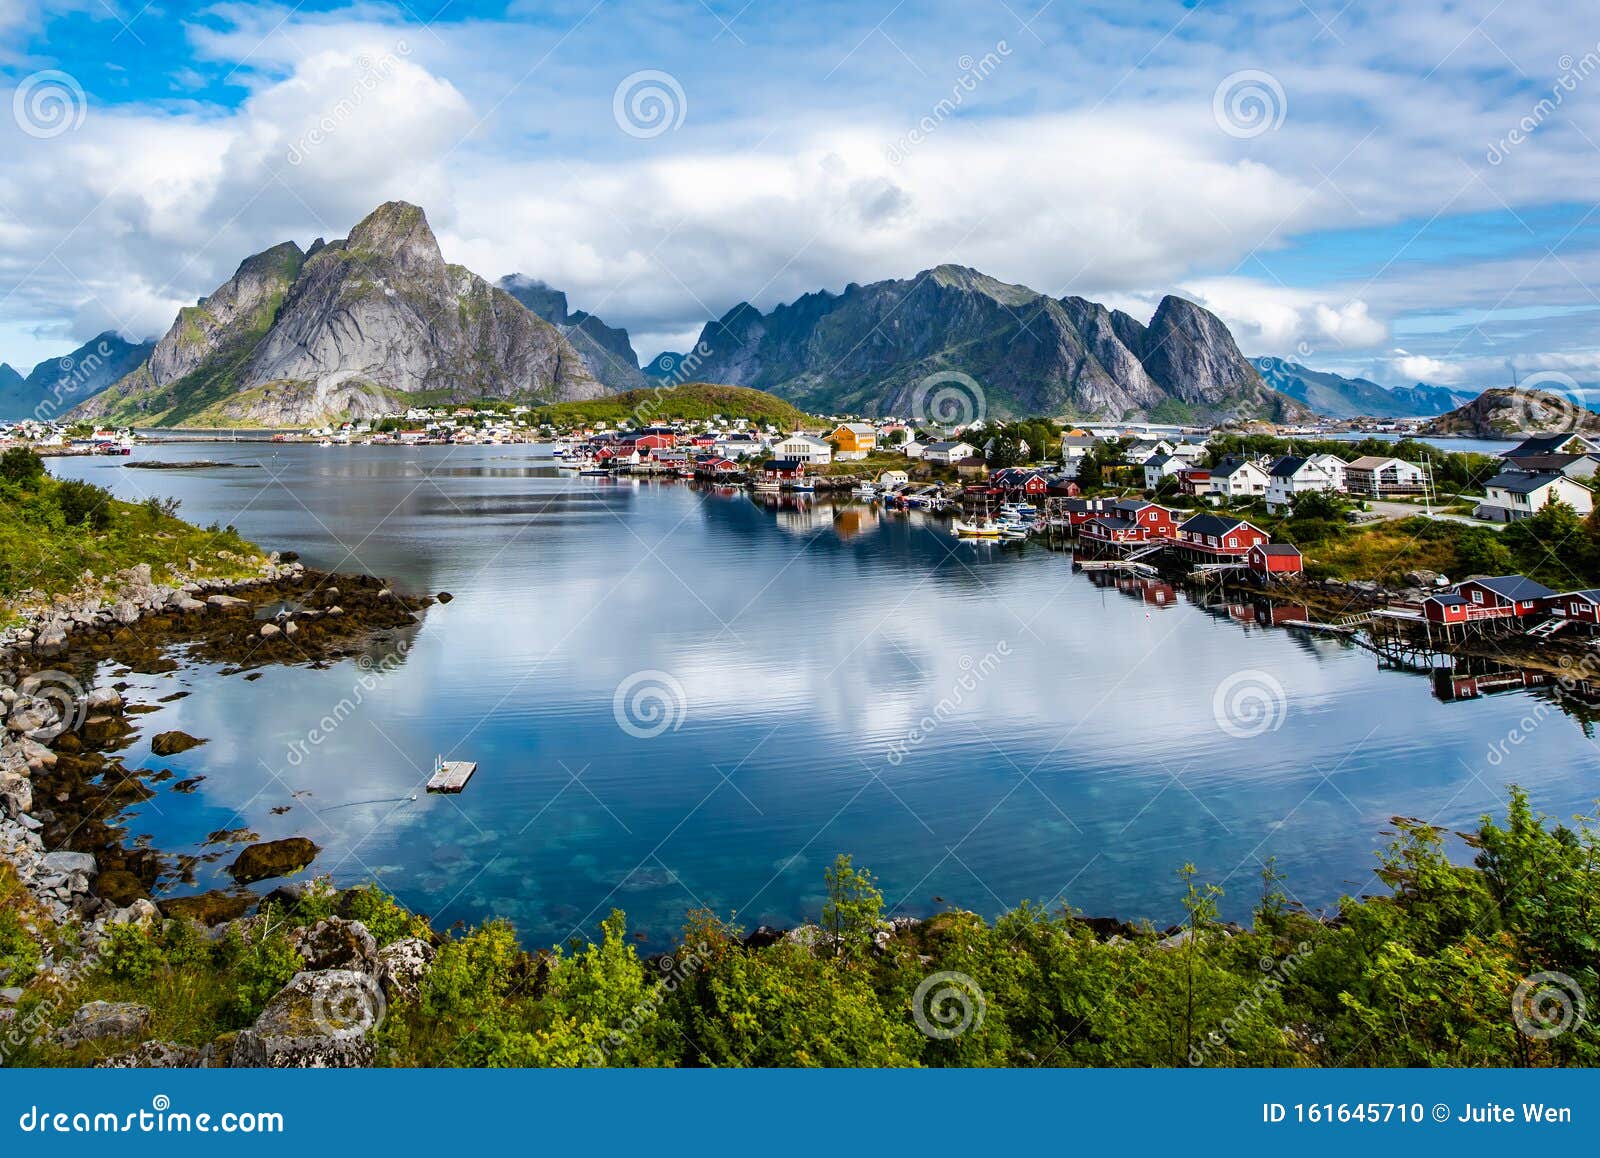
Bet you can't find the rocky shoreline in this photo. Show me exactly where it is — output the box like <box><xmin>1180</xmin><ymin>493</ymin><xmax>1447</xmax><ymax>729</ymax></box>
<box><xmin>0</xmin><ymin>554</ymin><xmax>447</xmax><ymax>1065</ymax></box>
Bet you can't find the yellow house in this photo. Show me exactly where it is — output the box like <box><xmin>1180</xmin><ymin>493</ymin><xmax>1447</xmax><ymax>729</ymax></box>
<box><xmin>826</xmin><ymin>422</ymin><xmax>878</xmax><ymax>461</ymax></box>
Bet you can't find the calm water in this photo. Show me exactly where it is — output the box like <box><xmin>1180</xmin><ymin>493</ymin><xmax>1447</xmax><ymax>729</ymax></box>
<box><xmin>47</xmin><ymin>444</ymin><xmax>1597</xmax><ymax>947</ymax></box>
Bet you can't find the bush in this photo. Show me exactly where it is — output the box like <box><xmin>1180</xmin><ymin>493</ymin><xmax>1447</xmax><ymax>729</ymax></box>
<box><xmin>53</xmin><ymin>478</ymin><xmax>114</xmax><ymax>530</ymax></box>
<box><xmin>0</xmin><ymin>447</ymin><xmax>45</xmax><ymax>484</ymax></box>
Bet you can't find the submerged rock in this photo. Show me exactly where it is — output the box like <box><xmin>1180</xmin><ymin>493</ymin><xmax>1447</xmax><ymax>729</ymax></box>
<box><xmin>150</xmin><ymin>731</ymin><xmax>207</xmax><ymax>756</ymax></box>
<box><xmin>227</xmin><ymin>837</ymin><xmax>320</xmax><ymax>884</ymax></box>
<box><xmin>158</xmin><ymin>890</ymin><xmax>254</xmax><ymax>925</ymax></box>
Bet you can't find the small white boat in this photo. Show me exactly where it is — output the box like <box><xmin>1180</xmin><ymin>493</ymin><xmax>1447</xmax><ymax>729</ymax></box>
<box><xmin>318</xmin><ymin>439</ymin><xmax>333</xmax><ymax>447</ymax></box>
<box><xmin>953</xmin><ymin>519</ymin><xmax>1002</xmax><ymax>539</ymax></box>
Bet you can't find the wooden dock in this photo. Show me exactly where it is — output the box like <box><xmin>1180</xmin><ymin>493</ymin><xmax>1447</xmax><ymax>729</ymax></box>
<box><xmin>426</xmin><ymin>759</ymin><xmax>478</xmax><ymax>793</ymax></box>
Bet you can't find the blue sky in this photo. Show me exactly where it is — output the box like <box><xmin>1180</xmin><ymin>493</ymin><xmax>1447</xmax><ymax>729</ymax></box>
<box><xmin>1</xmin><ymin>0</ymin><xmax>1598</xmax><ymax>393</ymax></box>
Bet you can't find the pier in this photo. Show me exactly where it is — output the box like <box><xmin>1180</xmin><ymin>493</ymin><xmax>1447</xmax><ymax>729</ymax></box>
<box><xmin>426</xmin><ymin>757</ymin><xmax>478</xmax><ymax>793</ymax></box>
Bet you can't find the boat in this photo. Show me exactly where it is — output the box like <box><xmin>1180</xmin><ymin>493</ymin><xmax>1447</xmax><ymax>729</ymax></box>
<box><xmin>851</xmin><ymin>482</ymin><xmax>878</xmax><ymax>499</ymax></box>
<box><xmin>953</xmin><ymin>519</ymin><xmax>1003</xmax><ymax>539</ymax></box>
<box><xmin>318</xmin><ymin>439</ymin><xmax>334</xmax><ymax>447</ymax></box>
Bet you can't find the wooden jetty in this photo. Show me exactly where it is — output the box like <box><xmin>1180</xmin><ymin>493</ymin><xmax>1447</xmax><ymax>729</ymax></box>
<box><xmin>426</xmin><ymin>756</ymin><xmax>478</xmax><ymax>793</ymax></box>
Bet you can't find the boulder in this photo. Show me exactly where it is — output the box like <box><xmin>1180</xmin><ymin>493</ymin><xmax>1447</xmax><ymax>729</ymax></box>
<box><xmin>55</xmin><ymin>1000</ymin><xmax>151</xmax><ymax>1046</ymax></box>
<box><xmin>374</xmin><ymin>937</ymin><xmax>434</xmax><ymax>1002</ymax></box>
<box><xmin>150</xmin><ymin>731</ymin><xmax>206</xmax><ymax>756</ymax></box>
<box><xmin>206</xmin><ymin>594</ymin><xmax>248</xmax><ymax>612</ymax></box>
<box><xmin>40</xmin><ymin>850</ymin><xmax>96</xmax><ymax>877</ymax></box>
<box><xmin>227</xmin><ymin>837</ymin><xmax>320</xmax><ymax>884</ymax></box>
<box><xmin>288</xmin><ymin>917</ymin><xmax>377</xmax><ymax>972</ymax></box>
<box><xmin>259</xmin><ymin>623</ymin><xmax>281</xmax><ymax>638</ymax></box>
<box><xmin>230</xmin><ymin>970</ymin><xmax>384</xmax><ymax>1068</ymax></box>
<box><xmin>95</xmin><ymin>1041</ymin><xmax>203</xmax><ymax>1069</ymax></box>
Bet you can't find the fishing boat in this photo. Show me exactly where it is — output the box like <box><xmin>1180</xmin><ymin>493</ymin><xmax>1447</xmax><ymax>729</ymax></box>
<box><xmin>953</xmin><ymin>519</ymin><xmax>1002</xmax><ymax>539</ymax></box>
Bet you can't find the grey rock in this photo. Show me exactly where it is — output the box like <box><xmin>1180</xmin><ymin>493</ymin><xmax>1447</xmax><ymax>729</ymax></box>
<box><xmin>96</xmin><ymin>1040</ymin><xmax>203</xmax><ymax>1069</ymax></box>
<box><xmin>230</xmin><ymin>970</ymin><xmax>384</xmax><ymax>1068</ymax></box>
<box><xmin>288</xmin><ymin>917</ymin><xmax>377</xmax><ymax>972</ymax></box>
<box><xmin>374</xmin><ymin>937</ymin><xmax>434</xmax><ymax>1002</ymax></box>
<box><xmin>55</xmin><ymin>1000</ymin><xmax>151</xmax><ymax>1046</ymax></box>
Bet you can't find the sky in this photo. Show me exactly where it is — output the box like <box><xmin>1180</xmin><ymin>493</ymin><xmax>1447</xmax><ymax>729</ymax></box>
<box><xmin>0</xmin><ymin>0</ymin><xmax>1598</xmax><ymax>394</ymax></box>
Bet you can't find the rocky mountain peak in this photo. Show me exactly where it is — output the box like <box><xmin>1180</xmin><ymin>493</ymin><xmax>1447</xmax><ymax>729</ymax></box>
<box><xmin>344</xmin><ymin>201</ymin><xmax>441</xmax><ymax>273</ymax></box>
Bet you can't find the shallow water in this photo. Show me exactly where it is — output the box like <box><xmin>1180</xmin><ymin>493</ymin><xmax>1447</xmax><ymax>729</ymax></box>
<box><xmin>48</xmin><ymin>443</ymin><xmax>1598</xmax><ymax>948</ymax></box>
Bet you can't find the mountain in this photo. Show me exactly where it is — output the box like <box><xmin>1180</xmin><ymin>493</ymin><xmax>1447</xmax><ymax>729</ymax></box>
<box><xmin>0</xmin><ymin>333</ymin><xmax>155</xmax><ymax>420</ymax></box>
<box><xmin>79</xmin><ymin>203</ymin><xmax>605</xmax><ymax>427</ymax></box>
<box><xmin>669</xmin><ymin>265</ymin><xmax>1310</xmax><ymax>423</ymax></box>
<box><xmin>497</xmin><ymin>277</ymin><xmax>650</xmax><ymax>392</ymax></box>
<box><xmin>1420</xmin><ymin>388</ymin><xmax>1600</xmax><ymax>439</ymax></box>
<box><xmin>1253</xmin><ymin>358</ymin><xmax>1475</xmax><ymax>419</ymax></box>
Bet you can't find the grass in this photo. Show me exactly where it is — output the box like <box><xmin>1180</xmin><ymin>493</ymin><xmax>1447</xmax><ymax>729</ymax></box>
<box><xmin>0</xmin><ymin>452</ymin><xmax>265</xmax><ymax>605</ymax></box>
<box><xmin>533</xmin><ymin>382</ymin><xmax>812</xmax><ymax>430</ymax></box>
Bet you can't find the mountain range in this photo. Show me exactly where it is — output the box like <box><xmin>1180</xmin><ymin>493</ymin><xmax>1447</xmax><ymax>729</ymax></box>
<box><xmin>642</xmin><ymin>265</ymin><xmax>1312</xmax><ymax>424</ymax></box>
<box><xmin>0</xmin><ymin>333</ymin><xmax>154</xmax><ymax>420</ymax></box>
<box><xmin>1252</xmin><ymin>358</ymin><xmax>1476</xmax><ymax>420</ymax></box>
<box><xmin>12</xmin><ymin>198</ymin><xmax>1478</xmax><ymax>428</ymax></box>
<box><xmin>78</xmin><ymin>202</ymin><xmax>603</xmax><ymax>427</ymax></box>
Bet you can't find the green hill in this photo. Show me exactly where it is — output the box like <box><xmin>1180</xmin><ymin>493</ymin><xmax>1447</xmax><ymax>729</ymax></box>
<box><xmin>531</xmin><ymin>382</ymin><xmax>811</xmax><ymax>429</ymax></box>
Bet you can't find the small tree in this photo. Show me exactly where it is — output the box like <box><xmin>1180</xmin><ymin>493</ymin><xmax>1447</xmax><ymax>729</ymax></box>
<box><xmin>822</xmin><ymin>854</ymin><xmax>884</xmax><ymax>961</ymax></box>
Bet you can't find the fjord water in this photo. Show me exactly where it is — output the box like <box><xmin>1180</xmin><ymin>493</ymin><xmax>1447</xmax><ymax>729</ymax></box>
<box><xmin>50</xmin><ymin>445</ymin><xmax>1598</xmax><ymax>947</ymax></box>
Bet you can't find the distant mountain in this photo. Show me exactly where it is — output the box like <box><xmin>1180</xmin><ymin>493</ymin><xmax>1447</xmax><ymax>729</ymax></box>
<box><xmin>1420</xmin><ymin>388</ymin><xmax>1600</xmax><ymax>439</ymax></box>
<box><xmin>79</xmin><ymin>203</ymin><xmax>605</xmax><ymax>428</ymax></box>
<box><xmin>0</xmin><ymin>333</ymin><xmax>154</xmax><ymax>420</ymax></box>
<box><xmin>1253</xmin><ymin>358</ymin><xmax>1475</xmax><ymax>419</ymax></box>
<box><xmin>497</xmin><ymin>276</ymin><xmax>650</xmax><ymax>391</ymax></box>
<box><xmin>668</xmin><ymin>265</ymin><xmax>1310</xmax><ymax>423</ymax></box>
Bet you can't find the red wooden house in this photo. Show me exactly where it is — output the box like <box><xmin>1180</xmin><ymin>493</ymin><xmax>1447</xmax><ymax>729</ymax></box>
<box><xmin>761</xmin><ymin>458</ymin><xmax>807</xmax><ymax>482</ymax></box>
<box><xmin>1060</xmin><ymin>497</ymin><xmax>1115</xmax><ymax>528</ymax></box>
<box><xmin>1177</xmin><ymin>468</ymin><xmax>1212</xmax><ymax>496</ymax></box>
<box><xmin>1423</xmin><ymin>575</ymin><xmax>1554</xmax><ymax>623</ymax></box>
<box><xmin>632</xmin><ymin>433</ymin><xmax>675</xmax><ymax>455</ymax></box>
<box><xmin>1545</xmin><ymin>588</ymin><xmax>1600</xmax><ymax>629</ymax></box>
<box><xmin>1247</xmin><ymin>543</ymin><xmax>1303</xmax><ymax>577</ymax></box>
<box><xmin>1176</xmin><ymin>513</ymin><xmax>1270</xmax><ymax>557</ymax></box>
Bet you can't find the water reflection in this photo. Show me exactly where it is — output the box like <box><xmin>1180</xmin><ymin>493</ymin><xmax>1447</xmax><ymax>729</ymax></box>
<box><xmin>45</xmin><ymin>444</ymin><xmax>1600</xmax><ymax>948</ymax></box>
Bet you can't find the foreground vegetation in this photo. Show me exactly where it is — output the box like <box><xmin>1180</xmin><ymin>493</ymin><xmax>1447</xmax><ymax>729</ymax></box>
<box><xmin>4</xmin><ymin>788</ymin><xmax>1595</xmax><ymax>1067</ymax></box>
<box><xmin>0</xmin><ymin>448</ymin><xmax>262</xmax><ymax>605</ymax></box>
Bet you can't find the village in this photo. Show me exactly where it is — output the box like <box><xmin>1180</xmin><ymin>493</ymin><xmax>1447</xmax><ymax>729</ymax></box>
<box><xmin>6</xmin><ymin>403</ymin><xmax>1600</xmax><ymax>655</ymax></box>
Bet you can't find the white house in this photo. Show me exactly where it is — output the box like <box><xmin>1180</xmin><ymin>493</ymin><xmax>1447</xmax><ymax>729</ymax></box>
<box><xmin>901</xmin><ymin>439</ymin><xmax>928</xmax><ymax>460</ymax></box>
<box><xmin>1170</xmin><ymin>441</ymin><xmax>1209</xmax><ymax>462</ymax></box>
<box><xmin>1344</xmin><ymin>456</ymin><xmax>1427</xmax><ymax>497</ymax></box>
<box><xmin>714</xmin><ymin>434</ymin><xmax>766</xmax><ymax>460</ymax></box>
<box><xmin>1208</xmin><ymin>457</ymin><xmax>1271</xmax><ymax>503</ymax></box>
<box><xmin>773</xmin><ymin>433</ymin><xmax>833</xmax><ymax>465</ymax></box>
<box><xmin>1265</xmin><ymin>454</ymin><xmax>1347</xmax><ymax>513</ymax></box>
<box><xmin>878</xmin><ymin>469</ymin><xmax>910</xmax><ymax>488</ymax></box>
<box><xmin>1143</xmin><ymin>453</ymin><xmax>1188</xmax><ymax>490</ymax></box>
<box><xmin>1475</xmin><ymin>470</ymin><xmax>1595</xmax><ymax>523</ymax></box>
<box><xmin>923</xmin><ymin>440</ymin><xmax>978</xmax><ymax>465</ymax></box>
